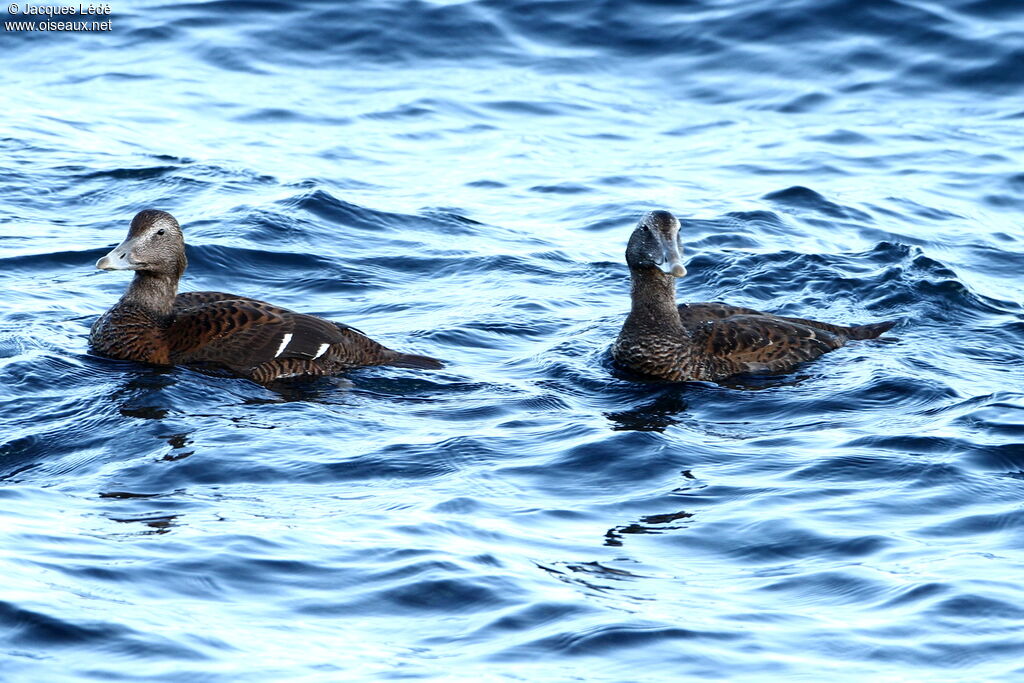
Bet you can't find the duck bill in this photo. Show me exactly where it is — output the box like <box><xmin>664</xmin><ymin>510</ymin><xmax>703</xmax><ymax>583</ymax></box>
<box><xmin>96</xmin><ymin>238</ymin><xmax>143</xmax><ymax>271</ymax></box>
<box><xmin>657</xmin><ymin>236</ymin><xmax>686</xmax><ymax>278</ymax></box>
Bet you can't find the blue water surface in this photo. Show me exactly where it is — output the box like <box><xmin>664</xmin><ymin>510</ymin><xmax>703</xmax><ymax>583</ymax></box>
<box><xmin>2</xmin><ymin>0</ymin><xmax>1024</xmax><ymax>680</ymax></box>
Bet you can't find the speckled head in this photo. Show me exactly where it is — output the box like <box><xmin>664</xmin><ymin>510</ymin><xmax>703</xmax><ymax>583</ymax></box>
<box><xmin>625</xmin><ymin>210</ymin><xmax>686</xmax><ymax>277</ymax></box>
<box><xmin>97</xmin><ymin>210</ymin><xmax>187</xmax><ymax>278</ymax></box>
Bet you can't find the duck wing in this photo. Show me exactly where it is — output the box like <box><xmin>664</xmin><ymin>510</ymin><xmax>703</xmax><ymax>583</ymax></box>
<box><xmin>690</xmin><ymin>314</ymin><xmax>844</xmax><ymax>379</ymax></box>
<box><xmin>165</xmin><ymin>299</ymin><xmax>385</xmax><ymax>376</ymax></box>
<box><xmin>680</xmin><ymin>302</ymin><xmax>896</xmax><ymax>340</ymax></box>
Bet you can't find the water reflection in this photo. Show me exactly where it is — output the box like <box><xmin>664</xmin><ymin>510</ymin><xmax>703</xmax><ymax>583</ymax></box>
<box><xmin>604</xmin><ymin>391</ymin><xmax>689</xmax><ymax>432</ymax></box>
<box><xmin>159</xmin><ymin>432</ymin><xmax>195</xmax><ymax>462</ymax></box>
<box><xmin>111</xmin><ymin>370</ymin><xmax>176</xmax><ymax>420</ymax></box>
<box><xmin>539</xmin><ymin>560</ymin><xmax>647</xmax><ymax>594</ymax></box>
<box><xmin>106</xmin><ymin>513</ymin><xmax>179</xmax><ymax>535</ymax></box>
<box><xmin>99</xmin><ymin>491</ymin><xmax>184</xmax><ymax>536</ymax></box>
<box><xmin>605</xmin><ymin>510</ymin><xmax>694</xmax><ymax>547</ymax></box>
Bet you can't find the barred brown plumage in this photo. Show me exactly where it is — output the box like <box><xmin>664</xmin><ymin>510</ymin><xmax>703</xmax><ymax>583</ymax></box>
<box><xmin>612</xmin><ymin>210</ymin><xmax>897</xmax><ymax>382</ymax></box>
<box><xmin>89</xmin><ymin>210</ymin><xmax>444</xmax><ymax>383</ymax></box>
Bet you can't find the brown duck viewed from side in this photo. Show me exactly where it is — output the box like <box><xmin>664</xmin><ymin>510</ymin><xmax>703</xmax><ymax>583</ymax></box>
<box><xmin>612</xmin><ymin>210</ymin><xmax>896</xmax><ymax>382</ymax></box>
<box><xmin>89</xmin><ymin>210</ymin><xmax>443</xmax><ymax>383</ymax></box>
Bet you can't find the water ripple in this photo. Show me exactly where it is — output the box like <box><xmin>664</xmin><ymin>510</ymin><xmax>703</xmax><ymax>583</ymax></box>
<box><xmin>2</xmin><ymin>0</ymin><xmax>1024</xmax><ymax>680</ymax></box>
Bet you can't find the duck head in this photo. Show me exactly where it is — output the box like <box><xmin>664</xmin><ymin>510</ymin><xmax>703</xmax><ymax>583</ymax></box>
<box><xmin>97</xmin><ymin>210</ymin><xmax>187</xmax><ymax>278</ymax></box>
<box><xmin>625</xmin><ymin>210</ymin><xmax>686</xmax><ymax>277</ymax></box>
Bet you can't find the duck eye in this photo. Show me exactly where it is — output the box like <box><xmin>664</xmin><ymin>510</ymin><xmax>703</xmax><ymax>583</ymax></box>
<box><xmin>156</xmin><ymin>229</ymin><xmax>166</xmax><ymax>236</ymax></box>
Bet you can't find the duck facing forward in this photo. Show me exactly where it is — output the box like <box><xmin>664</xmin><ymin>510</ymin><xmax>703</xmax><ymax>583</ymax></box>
<box><xmin>89</xmin><ymin>210</ymin><xmax>443</xmax><ymax>383</ymax></box>
<box><xmin>611</xmin><ymin>210</ymin><xmax>895</xmax><ymax>382</ymax></box>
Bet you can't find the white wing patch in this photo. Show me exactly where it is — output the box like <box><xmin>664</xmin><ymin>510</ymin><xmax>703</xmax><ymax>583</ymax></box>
<box><xmin>274</xmin><ymin>333</ymin><xmax>293</xmax><ymax>358</ymax></box>
<box><xmin>313</xmin><ymin>343</ymin><xmax>330</xmax><ymax>359</ymax></box>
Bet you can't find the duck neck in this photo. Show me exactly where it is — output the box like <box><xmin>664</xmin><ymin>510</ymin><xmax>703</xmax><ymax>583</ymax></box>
<box><xmin>119</xmin><ymin>271</ymin><xmax>178</xmax><ymax>318</ymax></box>
<box><xmin>625</xmin><ymin>267</ymin><xmax>685</xmax><ymax>336</ymax></box>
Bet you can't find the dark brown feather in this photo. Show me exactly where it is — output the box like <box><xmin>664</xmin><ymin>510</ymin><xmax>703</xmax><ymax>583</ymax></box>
<box><xmin>94</xmin><ymin>289</ymin><xmax>439</xmax><ymax>383</ymax></box>
<box><xmin>174</xmin><ymin>291</ymin><xmax>266</xmax><ymax>308</ymax></box>
<box><xmin>690</xmin><ymin>313</ymin><xmax>843</xmax><ymax>378</ymax></box>
<box><xmin>616</xmin><ymin>290</ymin><xmax>895</xmax><ymax>382</ymax></box>
<box><xmin>90</xmin><ymin>304</ymin><xmax>171</xmax><ymax>365</ymax></box>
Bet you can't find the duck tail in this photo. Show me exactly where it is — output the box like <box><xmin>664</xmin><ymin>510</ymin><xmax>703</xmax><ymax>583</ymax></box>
<box><xmin>847</xmin><ymin>320</ymin><xmax>897</xmax><ymax>340</ymax></box>
<box><xmin>386</xmin><ymin>352</ymin><xmax>445</xmax><ymax>370</ymax></box>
